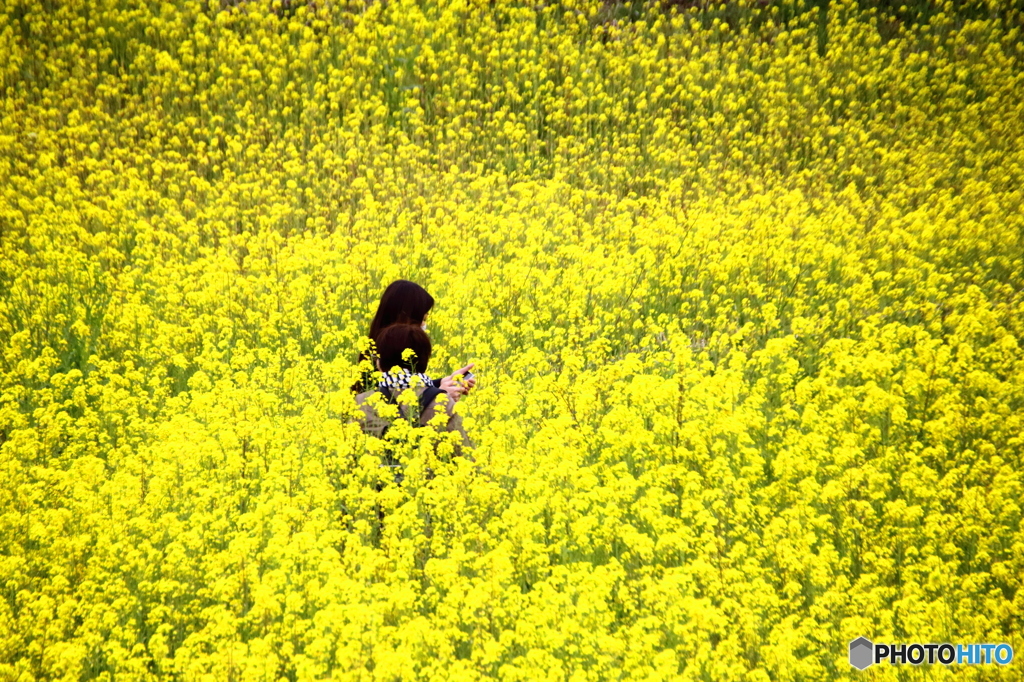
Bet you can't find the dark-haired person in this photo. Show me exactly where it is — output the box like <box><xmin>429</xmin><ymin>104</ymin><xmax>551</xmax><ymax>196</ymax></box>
<box><xmin>367</xmin><ymin>279</ymin><xmax>434</xmax><ymax>340</ymax></box>
<box><xmin>355</xmin><ymin>323</ymin><xmax>472</xmax><ymax>451</ymax></box>
<box><xmin>356</xmin><ymin>279</ymin><xmax>476</xmax><ymax>396</ymax></box>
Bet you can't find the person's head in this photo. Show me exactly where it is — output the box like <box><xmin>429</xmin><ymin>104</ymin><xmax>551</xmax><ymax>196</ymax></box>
<box><xmin>369</xmin><ymin>280</ymin><xmax>435</xmax><ymax>340</ymax></box>
<box><xmin>374</xmin><ymin>323</ymin><xmax>432</xmax><ymax>374</ymax></box>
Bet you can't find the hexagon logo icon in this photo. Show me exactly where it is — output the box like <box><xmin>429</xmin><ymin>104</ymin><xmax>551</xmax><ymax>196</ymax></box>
<box><xmin>849</xmin><ymin>637</ymin><xmax>874</xmax><ymax>670</ymax></box>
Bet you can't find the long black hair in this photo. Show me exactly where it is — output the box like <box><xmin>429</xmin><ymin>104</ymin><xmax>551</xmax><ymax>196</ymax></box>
<box><xmin>354</xmin><ymin>281</ymin><xmax>435</xmax><ymax>391</ymax></box>
<box><xmin>369</xmin><ymin>280</ymin><xmax>434</xmax><ymax>341</ymax></box>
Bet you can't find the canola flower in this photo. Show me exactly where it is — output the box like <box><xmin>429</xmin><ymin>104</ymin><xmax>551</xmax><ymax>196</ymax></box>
<box><xmin>1</xmin><ymin>0</ymin><xmax>1022</xmax><ymax>679</ymax></box>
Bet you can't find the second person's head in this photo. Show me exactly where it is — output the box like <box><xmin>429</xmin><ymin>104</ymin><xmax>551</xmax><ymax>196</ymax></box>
<box><xmin>375</xmin><ymin>323</ymin><xmax>432</xmax><ymax>374</ymax></box>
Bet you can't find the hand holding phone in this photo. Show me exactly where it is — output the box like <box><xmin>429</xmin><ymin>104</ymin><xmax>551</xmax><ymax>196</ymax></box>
<box><xmin>441</xmin><ymin>364</ymin><xmax>476</xmax><ymax>399</ymax></box>
<box><xmin>455</xmin><ymin>363</ymin><xmax>476</xmax><ymax>391</ymax></box>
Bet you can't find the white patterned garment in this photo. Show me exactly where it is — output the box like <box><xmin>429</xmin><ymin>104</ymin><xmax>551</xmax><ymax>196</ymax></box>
<box><xmin>378</xmin><ymin>367</ymin><xmax>436</xmax><ymax>393</ymax></box>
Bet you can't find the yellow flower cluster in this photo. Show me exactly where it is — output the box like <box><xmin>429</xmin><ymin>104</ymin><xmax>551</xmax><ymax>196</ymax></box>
<box><xmin>1</xmin><ymin>0</ymin><xmax>1022</xmax><ymax>679</ymax></box>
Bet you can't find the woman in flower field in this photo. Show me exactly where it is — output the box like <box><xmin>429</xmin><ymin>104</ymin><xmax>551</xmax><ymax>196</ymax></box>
<box><xmin>357</xmin><ymin>279</ymin><xmax>476</xmax><ymax>396</ymax></box>
<box><xmin>355</xmin><ymin>322</ymin><xmax>472</xmax><ymax>449</ymax></box>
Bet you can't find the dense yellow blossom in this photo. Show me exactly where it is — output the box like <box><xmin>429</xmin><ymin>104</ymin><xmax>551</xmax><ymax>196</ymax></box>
<box><xmin>1</xmin><ymin>0</ymin><xmax>1022</xmax><ymax>679</ymax></box>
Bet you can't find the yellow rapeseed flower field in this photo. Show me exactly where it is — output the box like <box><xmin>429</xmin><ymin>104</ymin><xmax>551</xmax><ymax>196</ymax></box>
<box><xmin>1</xmin><ymin>0</ymin><xmax>1022</xmax><ymax>679</ymax></box>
